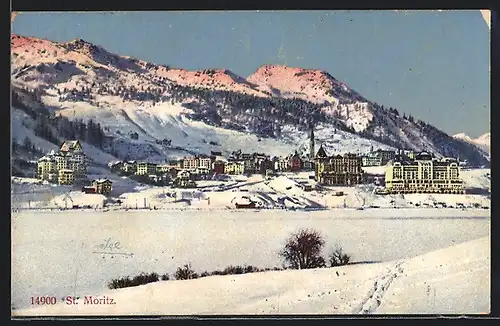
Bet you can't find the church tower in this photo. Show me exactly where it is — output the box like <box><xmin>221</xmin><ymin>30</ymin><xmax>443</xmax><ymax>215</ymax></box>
<box><xmin>309</xmin><ymin>123</ymin><xmax>315</xmax><ymax>159</ymax></box>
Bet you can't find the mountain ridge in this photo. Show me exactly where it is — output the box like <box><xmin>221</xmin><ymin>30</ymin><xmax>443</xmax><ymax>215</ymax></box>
<box><xmin>10</xmin><ymin>34</ymin><xmax>490</xmax><ymax>167</ymax></box>
<box><xmin>452</xmin><ymin>132</ymin><xmax>490</xmax><ymax>157</ymax></box>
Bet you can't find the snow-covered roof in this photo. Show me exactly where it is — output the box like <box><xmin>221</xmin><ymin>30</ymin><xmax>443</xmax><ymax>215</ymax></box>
<box><xmin>108</xmin><ymin>161</ymin><xmax>122</xmax><ymax>167</ymax></box>
<box><xmin>92</xmin><ymin>178</ymin><xmax>112</xmax><ymax>183</ymax></box>
<box><xmin>38</xmin><ymin>156</ymin><xmax>55</xmax><ymax>162</ymax></box>
<box><xmin>316</xmin><ymin>145</ymin><xmax>328</xmax><ymax>158</ymax></box>
<box><xmin>60</xmin><ymin>140</ymin><xmax>81</xmax><ymax>151</ymax></box>
<box><xmin>232</xmin><ymin>196</ymin><xmax>253</xmax><ymax>205</ymax></box>
<box><xmin>59</xmin><ymin>169</ymin><xmax>73</xmax><ymax>172</ymax></box>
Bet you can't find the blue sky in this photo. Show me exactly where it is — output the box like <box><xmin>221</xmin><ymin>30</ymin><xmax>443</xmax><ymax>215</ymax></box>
<box><xmin>12</xmin><ymin>11</ymin><xmax>490</xmax><ymax>138</ymax></box>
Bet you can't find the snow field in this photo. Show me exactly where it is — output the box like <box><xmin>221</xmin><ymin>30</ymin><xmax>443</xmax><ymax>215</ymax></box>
<box><xmin>14</xmin><ymin>236</ymin><xmax>490</xmax><ymax>315</ymax></box>
<box><xmin>11</xmin><ymin>209</ymin><xmax>489</xmax><ymax>311</ymax></box>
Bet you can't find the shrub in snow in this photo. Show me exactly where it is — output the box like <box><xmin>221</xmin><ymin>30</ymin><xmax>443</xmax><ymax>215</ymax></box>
<box><xmin>226</xmin><ymin>265</ymin><xmax>262</xmax><ymax>275</ymax></box>
<box><xmin>200</xmin><ymin>271</ymin><xmax>211</xmax><ymax>278</ymax></box>
<box><xmin>209</xmin><ymin>265</ymin><xmax>263</xmax><ymax>276</ymax></box>
<box><xmin>329</xmin><ymin>244</ymin><xmax>351</xmax><ymax>267</ymax></box>
<box><xmin>108</xmin><ymin>272</ymin><xmax>160</xmax><ymax>289</ymax></box>
<box><xmin>161</xmin><ymin>273</ymin><xmax>170</xmax><ymax>281</ymax></box>
<box><xmin>174</xmin><ymin>264</ymin><xmax>198</xmax><ymax>280</ymax></box>
<box><xmin>244</xmin><ymin>265</ymin><xmax>262</xmax><ymax>273</ymax></box>
<box><xmin>223</xmin><ymin>265</ymin><xmax>245</xmax><ymax>275</ymax></box>
<box><xmin>262</xmin><ymin>266</ymin><xmax>285</xmax><ymax>272</ymax></box>
<box><xmin>279</xmin><ymin>228</ymin><xmax>327</xmax><ymax>270</ymax></box>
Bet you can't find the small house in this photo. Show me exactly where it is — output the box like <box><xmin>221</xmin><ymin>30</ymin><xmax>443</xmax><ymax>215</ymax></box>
<box><xmin>82</xmin><ymin>186</ymin><xmax>96</xmax><ymax>194</ymax></box>
<box><xmin>91</xmin><ymin>179</ymin><xmax>113</xmax><ymax>195</ymax></box>
<box><xmin>212</xmin><ymin>160</ymin><xmax>226</xmax><ymax>174</ymax></box>
<box><xmin>288</xmin><ymin>152</ymin><xmax>302</xmax><ymax>172</ymax></box>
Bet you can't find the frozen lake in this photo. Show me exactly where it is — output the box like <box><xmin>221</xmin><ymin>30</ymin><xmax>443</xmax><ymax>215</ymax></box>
<box><xmin>11</xmin><ymin>209</ymin><xmax>490</xmax><ymax>309</ymax></box>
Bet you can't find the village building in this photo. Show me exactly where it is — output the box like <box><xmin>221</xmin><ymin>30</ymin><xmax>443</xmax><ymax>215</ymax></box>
<box><xmin>378</xmin><ymin>149</ymin><xmax>396</xmax><ymax>165</ymax></box>
<box><xmin>181</xmin><ymin>156</ymin><xmax>212</xmax><ymax>174</ymax></box>
<box><xmin>81</xmin><ymin>186</ymin><xmax>97</xmax><ymax>194</ymax></box>
<box><xmin>182</xmin><ymin>156</ymin><xmax>197</xmax><ymax>171</ymax></box>
<box><xmin>288</xmin><ymin>152</ymin><xmax>303</xmax><ymax>172</ymax></box>
<box><xmin>109</xmin><ymin>161</ymin><xmax>124</xmax><ymax>173</ymax></box>
<box><xmin>275</xmin><ymin>157</ymin><xmax>289</xmax><ymax>172</ymax></box>
<box><xmin>37</xmin><ymin>155</ymin><xmax>57</xmax><ymax>182</ymax></box>
<box><xmin>167</xmin><ymin>160</ymin><xmax>183</xmax><ymax>169</ymax></box>
<box><xmin>198</xmin><ymin>156</ymin><xmax>212</xmax><ymax>171</ymax></box>
<box><xmin>243</xmin><ymin>159</ymin><xmax>255</xmax><ymax>174</ymax></box>
<box><xmin>250</xmin><ymin>153</ymin><xmax>268</xmax><ymax>174</ymax></box>
<box><xmin>402</xmin><ymin>149</ymin><xmax>416</xmax><ymax>160</ymax></box>
<box><xmin>301</xmin><ymin>159</ymin><xmax>314</xmax><ymax>171</ymax></box>
<box><xmin>195</xmin><ymin>167</ymin><xmax>211</xmax><ymax>175</ymax></box>
<box><xmin>91</xmin><ymin>179</ymin><xmax>113</xmax><ymax>195</ymax></box>
<box><xmin>314</xmin><ymin>145</ymin><xmax>364</xmax><ymax>186</ymax></box>
<box><xmin>136</xmin><ymin>162</ymin><xmax>157</xmax><ymax>176</ymax></box>
<box><xmin>385</xmin><ymin>152</ymin><xmax>464</xmax><ymax>194</ymax></box>
<box><xmin>225</xmin><ymin>161</ymin><xmax>245</xmax><ymax>175</ymax></box>
<box><xmin>174</xmin><ymin>170</ymin><xmax>196</xmax><ymax>188</ymax></box>
<box><xmin>37</xmin><ymin>140</ymin><xmax>87</xmax><ymax>184</ymax></box>
<box><xmin>364</xmin><ymin>172</ymin><xmax>385</xmax><ymax>186</ymax></box>
<box><xmin>212</xmin><ymin>160</ymin><xmax>226</xmax><ymax>174</ymax></box>
<box><xmin>123</xmin><ymin>161</ymin><xmax>137</xmax><ymax>174</ymax></box>
<box><xmin>362</xmin><ymin>149</ymin><xmax>396</xmax><ymax>167</ymax></box>
<box><xmin>165</xmin><ymin>167</ymin><xmax>180</xmax><ymax>180</ymax></box>
<box><xmin>257</xmin><ymin>158</ymin><xmax>274</xmax><ymax>175</ymax></box>
<box><xmin>156</xmin><ymin>164</ymin><xmax>171</xmax><ymax>174</ymax></box>
<box><xmin>58</xmin><ymin>169</ymin><xmax>74</xmax><ymax>185</ymax></box>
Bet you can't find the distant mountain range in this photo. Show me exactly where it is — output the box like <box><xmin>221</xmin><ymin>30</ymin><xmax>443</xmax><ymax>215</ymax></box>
<box><xmin>10</xmin><ymin>34</ymin><xmax>490</xmax><ymax>167</ymax></box>
<box><xmin>453</xmin><ymin>132</ymin><xmax>490</xmax><ymax>158</ymax></box>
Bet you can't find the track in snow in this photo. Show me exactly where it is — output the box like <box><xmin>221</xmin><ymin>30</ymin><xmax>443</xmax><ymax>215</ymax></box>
<box><xmin>354</xmin><ymin>260</ymin><xmax>405</xmax><ymax>314</ymax></box>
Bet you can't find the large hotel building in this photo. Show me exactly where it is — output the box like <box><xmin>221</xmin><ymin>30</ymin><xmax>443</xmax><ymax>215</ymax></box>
<box><xmin>385</xmin><ymin>152</ymin><xmax>464</xmax><ymax>194</ymax></box>
<box><xmin>314</xmin><ymin>145</ymin><xmax>364</xmax><ymax>186</ymax></box>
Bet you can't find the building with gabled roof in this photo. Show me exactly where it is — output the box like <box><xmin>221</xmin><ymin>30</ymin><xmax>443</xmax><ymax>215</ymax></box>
<box><xmin>314</xmin><ymin>146</ymin><xmax>364</xmax><ymax>186</ymax></box>
<box><xmin>91</xmin><ymin>178</ymin><xmax>113</xmax><ymax>195</ymax></box>
<box><xmin>315</xmin><ymin>144</ymin><xmax>328</xmax><ymax>159</ymax></box>
<box><xmin>37</xmin><ymin>139</ymin><xmax>87</xmax><ymax>184</ymax></box>
<box><xmin>59</xmin><ymin>140</ymin><xmax>83</xmax><ymax>153</ymax></box>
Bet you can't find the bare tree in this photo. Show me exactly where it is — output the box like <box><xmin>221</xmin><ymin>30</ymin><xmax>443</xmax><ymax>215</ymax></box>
<box><xmin>329</xmin><ymin>244</ymin><xmax>351</xmax><ymax>267</ymax></box>
<box><xmin>279</xmin><ymin>228</ymin><xmax>326</xmax><ymax>270</ymax></box>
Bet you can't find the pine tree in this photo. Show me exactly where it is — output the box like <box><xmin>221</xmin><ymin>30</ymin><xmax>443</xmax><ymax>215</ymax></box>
<box><xmin>23</xmin><ymin>137</ymin><xmax>32</xmax><ymax>150</ymax></box>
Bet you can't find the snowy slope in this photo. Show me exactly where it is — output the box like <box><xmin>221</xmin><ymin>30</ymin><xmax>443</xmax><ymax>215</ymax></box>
<box><xmin>11</xmin><ymin>106</ymin><xmax>121</xmax><ymax>166</ymax></box>
<box><xmin>14</xmin><ymin>236</ymin><xmax>489</xmax><ymax>315</ymax></box>
<box><xmin>10</xmin><ymin>208</ymin><xmax>489</xmax><ymax>312</ymax></box>
<box><xmin>376</xmin><ymin>236</ymin><xmax>490</xmax><ymax>314</ymax></box>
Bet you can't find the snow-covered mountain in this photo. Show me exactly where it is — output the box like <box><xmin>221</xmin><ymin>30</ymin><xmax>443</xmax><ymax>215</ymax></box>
<box><xmin>453</xmin><ymin>132</ymin><xmax>490</xmax><ymax>158</ymax></box>
<box><xmin>476</xmin><ymin>133</ymin><xmax>491</xmax><ymax>149</ymax></box>
<box><xmin>10</xmin><ymin>34</ymin><xmax>489</xmax><ymax>167</ymax></box>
